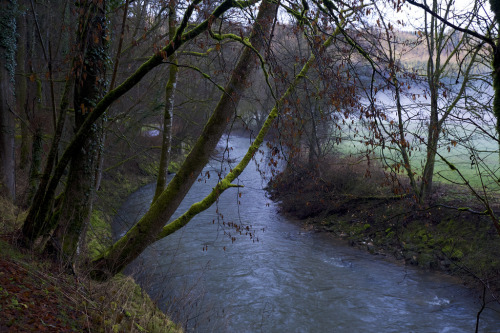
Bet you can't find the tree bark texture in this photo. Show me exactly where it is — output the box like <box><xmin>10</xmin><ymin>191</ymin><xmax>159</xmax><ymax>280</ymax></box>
<box><xmin>0</xmin><ymin>66</ymin><xmax>15</xmax><ymax>200</ymax></box>
<box><xmin>27</xmin><ymin>127</ymin><xmax>42</xmax><ymax>205</ymax></box>
<box><xmin>0</xmin><ymin>0</ymin><xmax>17</xmax><ymax>200</ymax></box>
<box><xmin>15</xmin><ymin>8</ymin><xmax>29</xmax><ymax>169</ymax></box>
<box><xmin>51</xmin><ymin>0</ymin><xmax>107</xmax><ymax>262</ymax></box>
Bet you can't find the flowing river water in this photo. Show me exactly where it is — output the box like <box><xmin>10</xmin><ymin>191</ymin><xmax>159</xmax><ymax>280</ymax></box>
<box><xmin>113</xmin><ymin>135</ymin><xmax>499</xmax><ymax>332</ymax></box>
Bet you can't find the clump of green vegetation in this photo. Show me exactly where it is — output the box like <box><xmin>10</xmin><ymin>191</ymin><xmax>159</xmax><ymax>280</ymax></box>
<box><xmin>0</xmin><ymin>194</ymin><xmax>25</xmax><ymax>233</ymax></box>
<box><xmin>140</xmin><ymin>160</ymin><xmax>160</xmax><ymax>177</ymax></box>
<box><xmin>168</xmin><ymin>160</ymin><xmax>181</xmax><ymax>173</ymax></box>
<box><xmin>87</xmin><ymin>210</ymin><xmax>111</xmax><ymax>259</ymax></box>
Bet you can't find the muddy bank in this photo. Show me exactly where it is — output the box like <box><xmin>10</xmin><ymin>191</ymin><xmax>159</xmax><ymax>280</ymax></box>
<box><xmin>268</xmin><ymin>162</ymin><xmax>500</xmax><ymax>294</ymax></box>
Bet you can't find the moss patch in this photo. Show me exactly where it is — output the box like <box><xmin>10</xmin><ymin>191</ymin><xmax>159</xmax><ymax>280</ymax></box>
<box><xmin>88</xmin><ymin>210</ymin><xmax>111</xmax><ymax>260</ymax></box>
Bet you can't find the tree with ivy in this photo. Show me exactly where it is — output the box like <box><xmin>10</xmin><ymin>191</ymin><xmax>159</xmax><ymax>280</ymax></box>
<box><xmin>47</xmin><ymin>0</ymin><xmax>108</xmax><ymax>262</ymax></box>
<box><xmin>0</xmin><ymin>0</ymin><xmax>17</xmax><ymax>200</ymax></box>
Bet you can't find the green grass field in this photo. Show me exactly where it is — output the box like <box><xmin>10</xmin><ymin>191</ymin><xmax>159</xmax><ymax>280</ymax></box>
<box><xmin>328</xmin><ymin>118</ymin><xmax>500</xmax><ymax>195</ymax></box>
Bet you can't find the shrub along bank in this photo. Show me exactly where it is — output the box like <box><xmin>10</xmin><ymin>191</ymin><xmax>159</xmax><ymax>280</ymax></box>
<box><xmin>268</xmin><ymin>158</ymin><xmax>500</xmax><ymax>295</ymax></box>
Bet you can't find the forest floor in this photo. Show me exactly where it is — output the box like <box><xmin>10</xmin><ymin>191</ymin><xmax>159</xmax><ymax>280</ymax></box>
<box><xmin>0</xmin><ymin>235</ymin><xmax>180</xmax><ymax>332</ymax></box>
<box><xmin>0</xmin><ymin>162</ymin><xmax>181</xmax><ymax>332</ymax></box>
<box><xmin>268</xmin><ymin>157</ymin><xmax>500</xmax><ymax>297</ymax></box>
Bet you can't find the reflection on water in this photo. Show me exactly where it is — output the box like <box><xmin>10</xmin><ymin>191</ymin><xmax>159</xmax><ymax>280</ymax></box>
<box><xmin>113</xmin><ymin>135</ymin><xmax>499</xmax><ymax>332</ymax></box>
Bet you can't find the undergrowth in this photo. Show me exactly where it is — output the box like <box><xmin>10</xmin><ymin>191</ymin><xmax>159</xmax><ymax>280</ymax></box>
<box><xmin>0</xmin><ymin>165</ymin><xmax>181</xmax><ymax>332</ymax></box>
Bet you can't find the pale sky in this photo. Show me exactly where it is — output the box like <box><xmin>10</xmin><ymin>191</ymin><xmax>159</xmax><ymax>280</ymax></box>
<box><xmin>388</xmin><ymin>0</ymin><xmax>493</xmax><ymax>32</ymax></box>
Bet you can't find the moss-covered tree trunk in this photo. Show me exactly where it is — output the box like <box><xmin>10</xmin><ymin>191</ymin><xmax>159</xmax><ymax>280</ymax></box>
<box><xmin>0</xmin><ymin>0</ymin><xmax>17</xmax><ymax>200</ymax></box>
<box><xmin>50</xmin><ymin>0</ymin><xmax>107</xmax><ymax>262</ymax></box>
<box><xmin>156</xmin><ymin>26</ymin><xmax>342</xmax><ymax>242</ymax></box>
<box><xmin>0</xmin><ymin>65</ymin><xmax>16</xmax><ymax>200</ymax></box>
<box><xmin>90</xmin><ymin>0</ymin><xmax>278</xmax><ymax>280</ymax></box>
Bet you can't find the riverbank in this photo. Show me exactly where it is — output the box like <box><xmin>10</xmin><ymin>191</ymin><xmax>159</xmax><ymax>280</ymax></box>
<box><xmin>0</xmin><ymin>162</ymin><xmax>181</xmax><ymax>332</ymax></box>
<box><xmin>268</xmin><ymin>159</ymin><xmax>500</xmax><ymax>296</ymax></box>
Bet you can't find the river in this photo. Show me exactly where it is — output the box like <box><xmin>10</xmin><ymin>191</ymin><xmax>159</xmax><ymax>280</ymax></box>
<box><xmin>113</xmin><ymin>135</ymin><xmax>499</xmax><ymax>332</ymax></box>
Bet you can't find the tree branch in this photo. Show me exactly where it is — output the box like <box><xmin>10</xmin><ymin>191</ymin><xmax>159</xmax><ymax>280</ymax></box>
<box><xmin>406</xmin><ymin>0</ymin><xmax>496</xmax><ymax>49</ymax></box>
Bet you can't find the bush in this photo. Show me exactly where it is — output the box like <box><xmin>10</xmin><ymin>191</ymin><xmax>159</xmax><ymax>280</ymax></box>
<box><xmin>269</xmin><ymin>155</ymin><xmax>391</xmax><ymax>219</ymax></box>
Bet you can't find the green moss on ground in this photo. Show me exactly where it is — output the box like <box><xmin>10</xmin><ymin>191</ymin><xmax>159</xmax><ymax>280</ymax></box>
<box><xmin>0</xmin><ymin>162</ymin><xmax>182</xmax><ymax>332</ymax></box>
<box><xmin>0</xmin><ymin>236</ymin><xmax>181</xmax><ymax>332</ymax></box>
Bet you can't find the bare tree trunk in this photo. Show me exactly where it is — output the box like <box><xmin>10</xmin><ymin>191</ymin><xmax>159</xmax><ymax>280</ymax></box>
<box><xmin>153</xmin><ymin>56</ymin><xmax>178</xmax><ymax>203</ymax></box>
<box><xmin>490</xmin><ymin>0</ymin><xmax>500</xmax><ymax>160</ymax></box>
<box><xmin>153</xmin><ymin>1</ymin><xmax>178</xmax><ymax>203</ymax></box>
<box><xmin>420</xmin><ymin>91</ymin><xmax>440</xmax><ymax>201</ymax></box>
<box><xmin>16</xmin><ymin>8</ymin><xmax>29</xmax><ymax>168</ymax></box>
<box><xmin>27</xmin><ymin>127</ymin><xmax>42</xmax><ymax>205</ymax></box>
<box><xmin>21</xmin><ymin>72</ymin><xmax>71</xmax><ymax>246</ymax></box>
<box><xmin>419</xmin><ymin>0</ymin><xmax>444</xmax><ymax>203</ymax></box>
<box><xmin>25</xmin><ymin>76</ymin><xmax>43</xmax><ymax>205</ymax></box>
